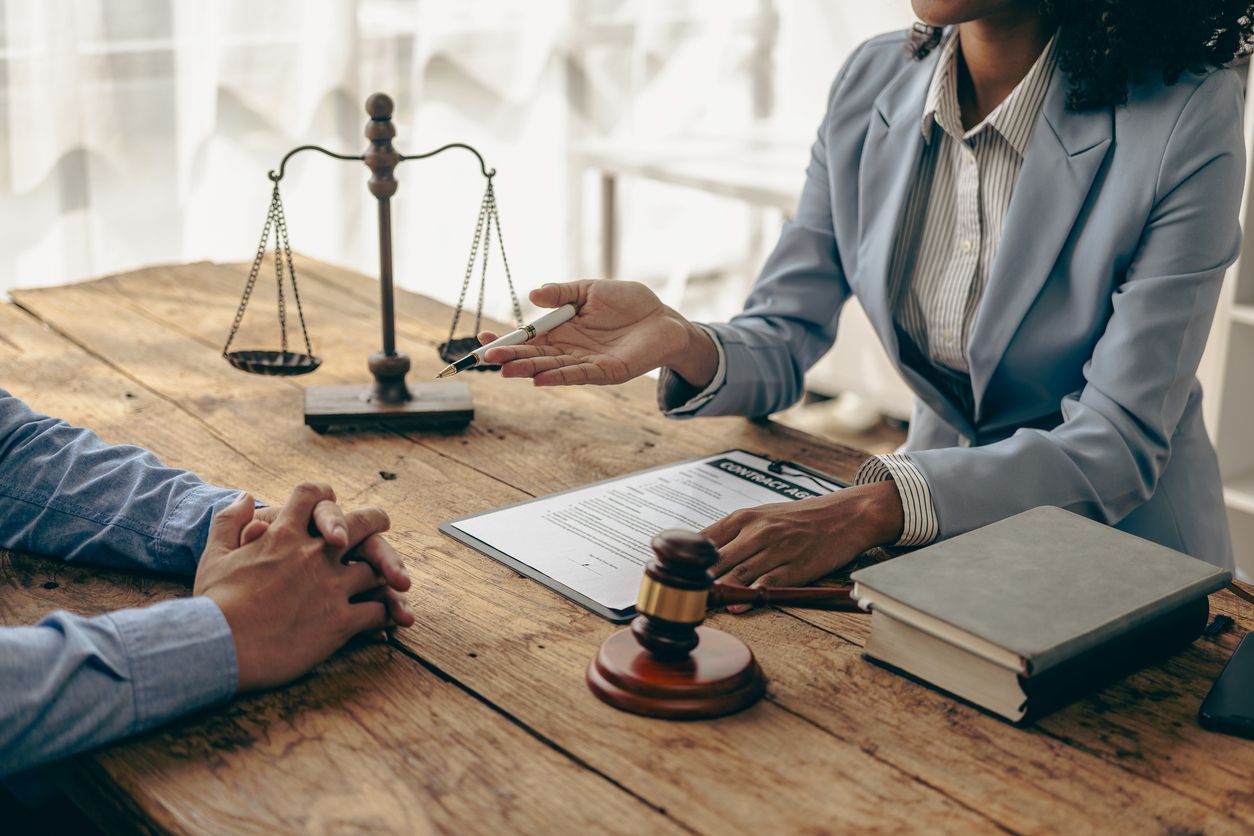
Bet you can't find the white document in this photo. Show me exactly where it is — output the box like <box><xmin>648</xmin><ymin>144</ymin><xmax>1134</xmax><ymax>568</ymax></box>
<box><xmin>448</xmin><ymin>450</ymin><xmax>840</xmax><ymax>612</ymax></box>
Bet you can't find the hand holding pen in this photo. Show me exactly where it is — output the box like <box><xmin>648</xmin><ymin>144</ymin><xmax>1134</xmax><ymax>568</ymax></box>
<box><xmin>450</xmin><ymin>280</ymin><xmax>717</xmax><ymax>387</ymax></box>
<box><xmin>437</xmin><ymin>303</ymin><xmax>578</xmax><ymax>377</ymax></box>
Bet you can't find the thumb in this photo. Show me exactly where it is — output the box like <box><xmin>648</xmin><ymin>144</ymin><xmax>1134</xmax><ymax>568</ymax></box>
<box><xmin>529</xmin><ymin>280</ymin><xmax>593</xmax><ymax>310</ymax></box>
<box><xmin>205</xmin><ymin>492</ymin><xmax>254</xmax><ymax>554</ymax></box>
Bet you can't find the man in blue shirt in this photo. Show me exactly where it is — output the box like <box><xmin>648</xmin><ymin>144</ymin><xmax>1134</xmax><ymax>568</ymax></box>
<box><xmin>0</xmin><ymin>389</ymin><xmax>416</xmax><ymax>774</ymax></box>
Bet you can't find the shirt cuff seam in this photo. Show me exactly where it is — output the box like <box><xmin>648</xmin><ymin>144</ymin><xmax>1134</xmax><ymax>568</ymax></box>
<box><xmin>855</xmin><ymin>454</ymin><xmax>939</xmax><ymax>547</ymax></box>
<box><xmin>105</xmin><ymin>597</ymin><xmax>238</xmax><ymax>731</ymax></box>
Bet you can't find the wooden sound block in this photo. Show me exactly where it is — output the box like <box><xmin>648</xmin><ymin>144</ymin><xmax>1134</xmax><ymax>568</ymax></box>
<box><xmin>304</xmin><ymin>382</ymin><xmax>473</xmax><ymax>433</ymax></box>
<box><xmin>587</xmin><ymin>626</ymin><xmax>767</xmax><ymax>720</ymax></box>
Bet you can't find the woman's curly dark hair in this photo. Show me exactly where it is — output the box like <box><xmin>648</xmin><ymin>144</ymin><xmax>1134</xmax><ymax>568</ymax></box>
<box><xmin>909</xmin><ymin>1</ymin><xmax>1254</xmax><ymax>110</ymax></box>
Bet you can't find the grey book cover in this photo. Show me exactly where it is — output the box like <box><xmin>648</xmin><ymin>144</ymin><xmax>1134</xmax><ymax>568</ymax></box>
<box><xmin>850</xmin><ymin>506</ymin><xmax>1231</xmax><ymax>675</ymax></box>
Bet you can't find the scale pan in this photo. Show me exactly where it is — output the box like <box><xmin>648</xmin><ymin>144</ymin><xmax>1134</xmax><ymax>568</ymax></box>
<box><xmin>225</xmin><ymin>350</ymin><xmax>322</xmax><ymax>376</ymax></box>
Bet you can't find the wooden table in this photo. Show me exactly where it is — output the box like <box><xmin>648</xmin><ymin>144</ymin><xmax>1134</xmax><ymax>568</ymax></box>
<box><xmin>2</xmin><ymin>258</ymin><xmax>1252</xmax><ymax>834</ymax></box>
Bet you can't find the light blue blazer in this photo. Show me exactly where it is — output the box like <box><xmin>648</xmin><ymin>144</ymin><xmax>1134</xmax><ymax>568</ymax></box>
<box><xmin>688</xmin><ymin>31</ymin><xmax>1244</xmax><ymax>569</ymax></box>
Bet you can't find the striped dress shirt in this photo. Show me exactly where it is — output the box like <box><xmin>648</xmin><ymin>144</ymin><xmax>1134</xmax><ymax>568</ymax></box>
<box><xmin>855</xmin><ymin>32</ymin><xmax>1058</xmax><ymax>546</ymax></box>
<box><xmin>662</xmin><ymin>31</ymin><xmax>1058</xmax><ymax>548</ymax></box>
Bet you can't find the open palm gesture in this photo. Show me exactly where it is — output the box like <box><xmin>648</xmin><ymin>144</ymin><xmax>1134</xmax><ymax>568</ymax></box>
<box><xmin>480</xmin><ymin>280</ymin><xmax>714</xmax><ymax>387</ymax></box>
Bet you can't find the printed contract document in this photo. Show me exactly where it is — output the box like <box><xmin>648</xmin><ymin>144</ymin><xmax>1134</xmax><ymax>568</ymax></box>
<box><xmin>443</xmin><ymin>450</ymin><xmax>841</xmax><ymax>619</ymax></box>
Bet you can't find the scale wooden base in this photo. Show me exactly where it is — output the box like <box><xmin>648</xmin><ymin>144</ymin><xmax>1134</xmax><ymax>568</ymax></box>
<box><xmin>303</xmin><ymin>349</ymin><xmax>473</xmax><ymax>433</ymax></box>
<box><xmin>304</xmin><ymin>382</ymin><xmax>473</xmax><ymax>434</ymax></box>
<box><xmin>587</xmin><ymin>626</ymin><xmax>766</xmax><ymax>720</ymax></box>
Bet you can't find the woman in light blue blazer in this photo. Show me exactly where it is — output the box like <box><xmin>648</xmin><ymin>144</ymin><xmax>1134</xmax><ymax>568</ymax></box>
<box><xmin>484</xmin><ymin>1</ymin><xmax>1252</xmax><ymax>589</ymax></box>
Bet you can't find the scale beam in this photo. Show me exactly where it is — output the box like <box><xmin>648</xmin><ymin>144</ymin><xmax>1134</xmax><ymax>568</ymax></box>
<box><xmin>227</xmin><ymin>92</ymin><xmax>492</xmax><ymax>433</ymax></box>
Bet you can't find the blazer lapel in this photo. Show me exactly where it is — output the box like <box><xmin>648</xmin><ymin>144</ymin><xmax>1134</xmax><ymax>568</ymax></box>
<box><xmin>856</xmin><ymin>48</ymin><xmax>976</xmax><ymax>438</ymax></box>
<box><xmin>967</xmin><ymin>72</ymin><xmax>1114</xmax><ymax>417</ymax></box>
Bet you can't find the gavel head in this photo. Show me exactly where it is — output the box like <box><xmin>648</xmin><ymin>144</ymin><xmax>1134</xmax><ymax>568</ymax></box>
<box><xmin>632</xmin><ymin>529</ymin><xmax>718</xmax><ymax>659</ymax></box>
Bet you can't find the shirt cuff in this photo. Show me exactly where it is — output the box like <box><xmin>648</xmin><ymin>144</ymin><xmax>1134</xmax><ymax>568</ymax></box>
<box><xmin>855</xmin><ymin>454</ymin><xmax>939</xmax><ymax>547</ymax></box>
<box><xmin>106</xmin><ymin>596</ymin><xmax>238</xmax><ymax>731</ymax></box>
<box><xmin>657</xmin><ymin>324</ymin><xmax>728</xmax><ymax>416</ymax></box>
<box><xmin>156</xmin><ymin>485</ymin><xmax>246</xmax><ymax>573</ymax></box>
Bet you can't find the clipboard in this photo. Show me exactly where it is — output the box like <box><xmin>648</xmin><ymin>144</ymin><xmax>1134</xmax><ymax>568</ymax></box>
<box><xmin>439</xmin><ymin>449</ymin><xmax>849</xmax><ymax>623</ymax></box>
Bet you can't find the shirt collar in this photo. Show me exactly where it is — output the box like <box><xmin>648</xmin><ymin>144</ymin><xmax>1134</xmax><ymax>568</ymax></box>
<box><xmin>921</xmin><ymin>31</ymin><xmax>1058</xmax><ymax>157</ymax></box>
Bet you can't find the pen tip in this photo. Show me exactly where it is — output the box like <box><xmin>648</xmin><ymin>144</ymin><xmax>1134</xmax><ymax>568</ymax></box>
<box><xmin>436</xmin><ymin>366</ymin><xmax>456</xmax><ymax>379</ymax></box>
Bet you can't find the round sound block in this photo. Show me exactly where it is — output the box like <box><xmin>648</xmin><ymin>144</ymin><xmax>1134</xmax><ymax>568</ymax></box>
<box><xmin>587</xmin><ymin>626</ymin><xmax>767</xmax><ymax>720</ymax></box>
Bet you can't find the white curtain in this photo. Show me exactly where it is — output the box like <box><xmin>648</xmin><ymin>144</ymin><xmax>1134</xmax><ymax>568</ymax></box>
<box><xmin>0</xmin><ymin>0</ymin><xmax>916</xmax><ymax>421</ymax></box>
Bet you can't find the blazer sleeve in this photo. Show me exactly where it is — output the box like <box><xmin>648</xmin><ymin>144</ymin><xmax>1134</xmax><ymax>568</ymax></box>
<box><xmin>662</xmin><ymin>47</ymin><xmax>864</xmax><ymax>418</ymax></box>
<box><xmin>906</xmin><ymin>69</ymin><xmax>1245</xmax><ymax>541</ymax></box>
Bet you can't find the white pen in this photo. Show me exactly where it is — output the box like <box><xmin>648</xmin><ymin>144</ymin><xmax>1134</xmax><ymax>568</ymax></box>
<box><xmin>435</xmin><ymin>304</ymin><xmax>578</xmax><ymax>378</ymax></box>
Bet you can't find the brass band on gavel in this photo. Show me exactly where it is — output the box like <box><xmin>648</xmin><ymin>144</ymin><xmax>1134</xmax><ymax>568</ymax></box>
<box><xmin>636</xmin><ymin>574</ymin><xmax>708</xmax><ymax>624</ymax></box>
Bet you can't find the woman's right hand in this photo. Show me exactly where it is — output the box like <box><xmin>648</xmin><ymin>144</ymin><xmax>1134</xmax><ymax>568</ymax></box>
<box><xmin>480</xmin><ymin>280</ymin><xmax>720</xmax><ymax>388</ymax></box>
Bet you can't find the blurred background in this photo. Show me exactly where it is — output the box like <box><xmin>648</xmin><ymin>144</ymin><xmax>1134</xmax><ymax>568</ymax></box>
<box><xmin>0</xmin><ymin>0</ymin><xmax>916</xmax><ymax>441</ymax></box>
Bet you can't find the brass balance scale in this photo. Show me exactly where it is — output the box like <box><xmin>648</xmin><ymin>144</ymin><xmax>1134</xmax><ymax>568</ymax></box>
<box><xmin>221</xmin><ymin>92</ymin><xmax>524</xmax><ymax>433</ymax></box>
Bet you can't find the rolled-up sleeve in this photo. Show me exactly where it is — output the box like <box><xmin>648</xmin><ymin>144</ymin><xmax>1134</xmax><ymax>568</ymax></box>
<box><xmin>0</xmin><ymin>596</ymin><xmax>237</xmax><ymax>775</ymax></box>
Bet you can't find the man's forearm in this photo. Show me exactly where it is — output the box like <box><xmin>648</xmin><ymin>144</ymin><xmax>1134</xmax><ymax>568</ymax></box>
<box><xmin>0</xmin><ymin>390</ymin><xmax>238</xmax><ymax>575</ymax></box>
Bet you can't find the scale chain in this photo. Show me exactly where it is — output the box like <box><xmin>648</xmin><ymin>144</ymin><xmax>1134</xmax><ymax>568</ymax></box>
<box><xmin>273</xmin><ymin>189</ymin><xmax>314</xmax><ymax>356</ymax></box>
<box><xmin>446</xmin><ymin>178</ymin><xmax>526</xmax><ymax>351</ymax></box>
<box><xmin>446</xmin><ymin>183</ymin><xmax>491</xmax><ymax>348</ymax></box>
<box><xmin>222</xmin><ymin>182</ymin><xmax>315</xmax><ymax>359</ymax></box>
<box><xmin>487</xmin><ymin>182</ymin><xmax>524</xmax><ymax>329</ymax></box>
<box><xmin>223</xmin><ymin>185</ymin><xmax>280</xmax><ymax>355</ymax></box>
<box><xmin>274</xmin><ymin>202</ymin><xmax>288</xmax><ymax>353</ymax></box>
<box><xmin>474</xmin><ymin>198</ymin><xmax>493</xmax><ymax>337</ymax></box>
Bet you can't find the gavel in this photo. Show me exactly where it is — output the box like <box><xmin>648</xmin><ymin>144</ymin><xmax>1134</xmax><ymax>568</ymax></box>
<box><xmin>587</xmin><ymin>529</ymin><xmax>860</xmax><ymax>720</ymax></box>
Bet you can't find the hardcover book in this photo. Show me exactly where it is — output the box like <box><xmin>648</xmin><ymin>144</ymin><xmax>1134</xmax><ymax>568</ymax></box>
<box><xmin>850</xmin><ymin>506</ymin><xmax>1231</xmax><ymax>722</ymax></box>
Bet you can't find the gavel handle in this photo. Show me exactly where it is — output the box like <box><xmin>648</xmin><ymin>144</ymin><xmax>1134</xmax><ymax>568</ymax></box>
<box><xmin>708</xmin><ymin>583</ymin><xmax>859</xmax><ymax>611</ymax></box>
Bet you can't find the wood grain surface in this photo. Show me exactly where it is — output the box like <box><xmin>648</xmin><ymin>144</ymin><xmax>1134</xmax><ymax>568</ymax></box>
<box><xmin>2</xmin><ymin>260</ymin><xmax>1251</xmax><ymax>835</ymax></box>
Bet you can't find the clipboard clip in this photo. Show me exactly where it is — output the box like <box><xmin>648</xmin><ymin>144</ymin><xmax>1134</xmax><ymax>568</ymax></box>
<box><xmin>765</xmin><ymin>457</ymin><xmax>848</xmax><ymax>493</ymax></box>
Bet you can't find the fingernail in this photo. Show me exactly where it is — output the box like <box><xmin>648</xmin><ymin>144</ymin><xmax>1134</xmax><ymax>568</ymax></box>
<box><xmin>728</xmin><ymin>604</ymin><xmax>749</xmax><ymax>615</ymax></box>
<box><xmin>333</xmin><ymin>524</ymin><xmax>347</xmax><ymax>543</ymax></box>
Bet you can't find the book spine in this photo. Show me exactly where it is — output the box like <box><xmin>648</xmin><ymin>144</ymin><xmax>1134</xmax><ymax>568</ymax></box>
<box><xmin>1017</xmin><ymin>595</ymin><xmax>1209</xmax><ymax>723</ymax></box>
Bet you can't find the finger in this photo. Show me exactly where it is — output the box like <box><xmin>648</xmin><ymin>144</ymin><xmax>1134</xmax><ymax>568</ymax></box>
<box><xmin>477</xmin><ymin>331</ymin><xmax>499</xmax><ymax>345</ymax></box>
<box><xmin>311</xmin><ymin>499</ymin><xmax>349</xmax><ymax>548</ymax></box>
<box><xmin>711</xmin><ymin>532</ymin><xmax>770</xmax><ymax>579</ymax></box>
<box><xmin>252</xmin><ymin>506</ymin><xmax>279</xmax><ymax>526</ymax></box>
<box><xmin>754</xmin><ymin>565</ymin><xmax>809</xmax><ymax>588</ymax></box>
<box><xmin>276</xmin><ymin>482</ymin><xmax>336</xmax><ymax>531</ymax></box>
<box><xmin>530</xmin><ymin>280</ymin><xmax>594</xmax><ymax>309</ymax></box>
<box><xmin>533</xmin><ymin>363</ymin><xmax>603</xmax><ymax>387</ymax></box>
<box><xmin>344</xmin><ymin>600</ymin><xmax>389</xmax><ymax>637</ymax></box>
<box><xmin>343</xmin><ymin>507</ymin><xmax>391</xmax><ymax>549</ymax></box>
<box><xmin>702</xmin><ymin>514</ymin><xmax>743</xmax><ymax>550</ymax></box>
<box><xmin>351</xmin><ymin>534</ymin><xmax>410</xmax><ymax>591</ymax></box>
<box><xmin>500</xmin><ymin>354</ymin><xmax>585</xmax><ymax>379</ymax></box>
<box><xmin>342</xmin><ymin>561</ymin><xmax>385</xmax><ymax>597</ymax></box>
<box><xmin>205</xmin><ymin>492</ymin><xmax>254</xmax><ymax>553</ymax></box>
<box><xmin>350</xmin><ymin>587</ymin><xmax>415</xmax><ymax>628</ymax></box>
<box><xmin>483</xmin><ymin>343</ymin><xmax>563</xmax><ymax>365</ymax></box>
<box><xmin>382</xmin><ymin>587</ymin><xmax>415</xmax><ymax>627</ymax></box>
<box><xmin>240</xmin><ymin>519</ymin><xmax>269</xmax><ymax>547</ymax></box>
<box><xmin>718</xmin><ymin>550</ymin><xmax>782</xmax><ymax>588</ymax></box>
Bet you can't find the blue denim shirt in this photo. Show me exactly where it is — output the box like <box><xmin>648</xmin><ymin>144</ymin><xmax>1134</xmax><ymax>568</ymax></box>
<box><xmin>0</xmin><ymin>389</ymin><xmax>240</xmax><ymax>774</ymax></box>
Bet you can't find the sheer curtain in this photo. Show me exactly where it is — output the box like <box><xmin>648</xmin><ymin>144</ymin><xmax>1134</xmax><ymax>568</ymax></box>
<box><xmin>0</xmin><ymin>0</ymin><xmax>913</xmax><ymax>333</ymax></box>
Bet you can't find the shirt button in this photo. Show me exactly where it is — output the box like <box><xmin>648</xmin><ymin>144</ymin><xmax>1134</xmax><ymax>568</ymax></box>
<box><xmin>942</xmin><ymin>328</ymin><xmax>955</xmax><ymax>342</ymax></box>
<box><xmin>960</xmin><ymin>239</ymin><xmax>974</xmax><ymax>253</ymax></box>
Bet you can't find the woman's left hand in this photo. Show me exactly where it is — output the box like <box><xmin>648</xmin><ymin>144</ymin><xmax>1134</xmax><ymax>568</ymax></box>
<box><xmin>702</xmin><ymin>481</ymin><xmax>905</xmax><ymax>613</ymax></box>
